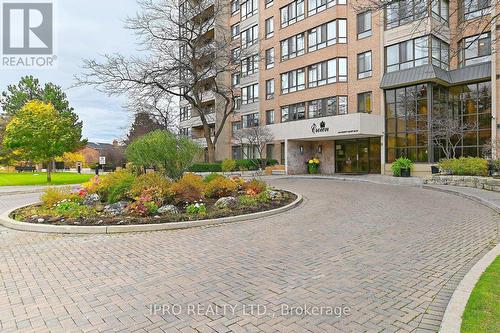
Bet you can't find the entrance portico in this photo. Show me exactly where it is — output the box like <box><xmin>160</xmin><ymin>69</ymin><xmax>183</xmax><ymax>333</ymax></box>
<box><xmin>266</xmin><ymin>113</ymin><xmax>384</xmax><ymax>175</ymax></box>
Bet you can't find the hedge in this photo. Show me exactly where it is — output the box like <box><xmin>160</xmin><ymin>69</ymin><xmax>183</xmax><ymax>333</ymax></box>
<box><xmin>438</xmin><ymin>157</ymin><xmax>488</xmax><ymax>176</ymax></box>
<box><xmin>188</xmin><ymin>159</ymin><xmax>280</xmax><ymax>172</ymax></box>
<box><xmin>189</xmin><ymin>163</ymin><xmax>222</xmax><ymax>172</ymax></box>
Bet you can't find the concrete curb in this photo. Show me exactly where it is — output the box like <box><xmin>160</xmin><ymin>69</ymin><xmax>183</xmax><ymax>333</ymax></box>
<box><xmin>439</xmin><ymin>244</ymin><xmax>500</xmax><ymax>333</ymax></box>
<box><xmin>271</xmin><ymin>175</ymin><xmax>425</xmax><ymax>187</ymax></box>
<box><xmin>0</xmin><ymin>192</ymin><xmax>303</xmax><ymax>234</ymax></box>
<box><xmin>422</xmin><ymin>185</ymin><xmax>500</xmax><ymax>214</ymax></box>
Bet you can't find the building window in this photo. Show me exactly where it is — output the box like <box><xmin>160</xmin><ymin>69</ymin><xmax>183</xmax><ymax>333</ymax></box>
<box><xmin>231</xmin><ymin>24</ymin><xmax>240</xmax><ymax>40</ymax></box>
<box><xmin>357</xmin><ymin>51</ymin><xmax>372</xmax><ymax>79</ymax></box>
<box><xmin>338</xmin><ymin>58</ymin><xmax>348</xmax><ymax>82</ymax></box>
<box><xmin>231</xmin><ymin>0</ymin><xmax>240</xmax><ymax>16</ymax></box>
<box><xmin>180</xmin><ymin>106</ymin><xmax>190</xmax><ymax>121</ymax></box>
<box><xmin>385</xmin><ymin>82</ymin><xmax>492</xmax><ymax>163</ymax></box>
<box><xmin>280</xmin><ymin>33</ymin><xmax>305</xmax><ymax>61</ymax></box>
<box><xmin>462</xmin><ymin>0</ymin><xmax>490</xmax><ymax>20</ymax></box>
<box><xmin>179</xmin><ymin>128</ymin><xmax>192</xmax><ymax>137</ymax></box>
<box><xmin>232</xmin><ymin>121</ymin><xmax>242</xmax><ymax>135</ymax></box>
<box><xmin>231</xmin><ymin>73</ymin><xmax>240</xmax><ymax>87</ymax></box>
<box><xmin>265</xmin><ymin>48</ymin><xmax>274</xmax><ymax>69</ymax></box>
<box><xmin>385</xmin><ymin>36</ymin><xmax>429</xmax><ymax>72</ymax></box>
<box><xmin>357</xmin><ymin>11</ymin><xmax>372</xmax><ymax>39</ymax></box>
<box><xmin>234</xmin><ymin>96</ymin><xmax>242</xmax><ymax>110</ymax></box>
<box><xmin>265</xmin><ymin>17</ymin><xmax>274</xmax><ymax>38</ymax></box>
<box><xmin>308</xmin><ymin>0</ymin><xmax>346</xmax><ymax>16</ymax></box>
<box><xmin>266</xmin><ymin>79</ymin><xmax>275</xmax><ymax>100</ymax></box>
<box><xmin>232</xmin><ymin>146</ymin><xmax>243</xmax><ymax>160</ymax></box>
<box><xmin>308</xmin><ymin>58</ymin><xmax>337</xmax><ymax>87</ymax></box>
<box><xmin>385</xmin><ymin>84</ymin><xmax>429</xmax><ymax>163</ymax></box>
<box><xmin>266</xmin><ymin>110</ymin><xmax>275</xmax><ymax>124</ymax></box>
<box><xmin>241</xmin><ymin>84</ymin><xmax>259</xmax><ymax>104</ymax></box>
<box><xmin>242</xmin><ymin>113</ymin><xmax>259</xmax><ymax>128</ymax></box>
<box><xmin>357</xmin><ymin>92</ymin><xmax>372</xmax><ymax>113</ymax></box>
<box><xmin>266</xmin><ymin>0</ymin><xmax>274</xmax><ymax>9</ymax></box>
<box><xmin>459</xmin><ymin>33</ymin><xmax>491</xmax><ymax>67</ymax></box>
<box><xmin>231</xmin><ymin>47</ymin><xmax>240</xmax><ymax>61</ymax></box>
<box><xmin>280</xmin><ymin>0</ymin><xmax>305</xmax><ymax>28</ymax></box>
<box><xmin>281</xmin><ymin>68</ymin><xmax>305</xmax><ymax>94</ymax></box>
<box><xmin>281</xmin><ymin>103</ymin><xmax>306</xmax><ymax>122</ymax></box>
<box><xmin>308</xmin><ymin>97</ymin><xmax>337</xmax><ymax>118</ymax></box>
<box><xmin>385</xmin><ymin>0</ymin><xmax>428</xmax><ymax>29</ymax></box>
<box><xmin>241</xmin><ymin>0</ymin><xmax>258</xmax><ymax>20</ymax></box>
<box><xmin>241</xmin><ymin>25</ymin><xmax>258</xmax><ymax>49</ymax></box>
<box><xmin>432</xmin><ymin>36</ymin><xmax>449</xmax><ymax>70</ymax></box>
<box><xmin>308</xmin><ymin>19</ymin><xmax>347</xmax><ymax>52</ymax></box>
<box><xmin>241</xmin><ymin>54</ymin><xmax>259</xmax><ymax>77</ymax></box>
<box><xmin>432</xmin><ymin>0</ymin><xmax>449</xmax><ymax>24</ymax></box>
<box><xmin>338</xmin><ymin>96</ymin><xmax>348</xmax><ymax>115</ymax></box>
<box><xmin>266</xmin><ymin>144</ymin><xmax>275</xmax><ymax>160</ymax></box>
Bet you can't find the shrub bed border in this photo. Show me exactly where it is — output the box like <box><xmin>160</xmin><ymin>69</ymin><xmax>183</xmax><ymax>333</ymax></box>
<box><xmin>0</xmin><ymin>191</ymin><xmax>303</xmax><ymax>234</ymax></box>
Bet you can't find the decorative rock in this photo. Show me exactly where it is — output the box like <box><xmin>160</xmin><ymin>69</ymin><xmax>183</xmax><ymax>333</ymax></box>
<box><xmin>157</xmin><ymin>205</ymin><xmax>179</xmax><ymax>215</ymax></box>
<box><xmin>104</xmin><ymin>201</ymin><xmax>128</xmax><ymax>216</ymax></box>
<box><xmin>83</xmin><ymin>194</ymin><xmax>100</xmax><ymax>206</ymax></box>
<box><xmin>215</xmin><ymin>197</ymin><xmax>238</xmax><ymax>209</ymax></box>
<box><xmin>154</xmin><ymin>215</ymin><xmax>161</xmax><ymax>219</ymax></box>
<box><xmin>267</xmin><ymin>190</ymin><xmax>283</xmax><ymax>201</ymax></box>
<box><xmin>95</xmin><ymin>204</ymin><xmax>105</xmax><ymax>212</ymax></box>
<box><xmin>37</xmin><ymin>218</ymin><xmax>45</xmax><ymax>223</ymax></box>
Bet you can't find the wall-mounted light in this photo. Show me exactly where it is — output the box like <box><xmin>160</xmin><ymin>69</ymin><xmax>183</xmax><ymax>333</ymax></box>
<box><xmin>299</xmin><ymin>146</ymin><xmax>304</xmax><ymax>154</ymax></box>
<box><xmin>317</xmin><ymin>145</ymin><xmax>323</xmax><ymax>154</ymax></box>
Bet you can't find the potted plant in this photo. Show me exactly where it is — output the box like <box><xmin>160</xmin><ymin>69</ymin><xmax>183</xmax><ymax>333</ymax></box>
<box><xmin>306</xmin><ymin>157</ymin><xmax>320</xmax><ymax>174</ymax></box>
<box><xmin>391</xmin><ymin>157</ymin><xmax>413</xmax><ymax>177</ymax></box>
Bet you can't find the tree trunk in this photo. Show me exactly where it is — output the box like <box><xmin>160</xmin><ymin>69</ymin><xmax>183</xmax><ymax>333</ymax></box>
<box><xmin>47</xmin><ymin>159</ymin><xmax>53</xmax><ymax>183</ymax></box>
<box><xmin>207</xmin><ymin>141</ymin><xmax>216</xmax><ymax>163</ymax></box>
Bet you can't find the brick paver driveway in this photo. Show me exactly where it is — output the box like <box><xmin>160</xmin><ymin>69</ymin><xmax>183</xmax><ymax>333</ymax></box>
<box><xmin>0</xmin><ymin>178</ymin><xmax>498</xmax><ymax>333</ymax></box>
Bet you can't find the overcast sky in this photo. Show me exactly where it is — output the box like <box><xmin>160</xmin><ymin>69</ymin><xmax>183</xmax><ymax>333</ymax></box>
<box><xmin>0</xmin><ymin>0</ymin><xmax>141</xmax><ymax>143</ymax></box>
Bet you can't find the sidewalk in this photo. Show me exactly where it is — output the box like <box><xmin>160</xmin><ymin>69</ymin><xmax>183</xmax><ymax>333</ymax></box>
<box><xmin>268</xmin><ymin>174</ymin><xmax>500</xmax><ymax>213</ymax></box>
<box><xmin>0</xmin><ymin>184</ymin><xmax>74</xmax><ymax>196</ymax></box>
<box><xmin>423</xmin><ymin>184</ymin><xmax>500</xmax><ymax>213</ymax></box>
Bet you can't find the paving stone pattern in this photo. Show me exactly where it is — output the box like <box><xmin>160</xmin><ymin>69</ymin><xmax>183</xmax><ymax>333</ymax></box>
<box><xmin>0</xmin><ymin>179</ymin><xmax>498</xmax><ymax>332</ymax></box>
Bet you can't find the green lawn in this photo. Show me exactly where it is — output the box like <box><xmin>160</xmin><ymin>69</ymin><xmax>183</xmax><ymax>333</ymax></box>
<box><xmin>0</xmin><ymin>172</ymin><xmax>94</xmax><ymax>186</ymax></box>
<box><xmin>461</xmin><ymin>255</ymin><xmax>500</xmax><ymax>333</ymax></box>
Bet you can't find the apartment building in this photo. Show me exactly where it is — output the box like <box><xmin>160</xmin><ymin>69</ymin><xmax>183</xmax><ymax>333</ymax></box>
<box><xmin>179</xmin><ymin>0</ymin><xmax>499</xmax><ymax>175</ymax></box>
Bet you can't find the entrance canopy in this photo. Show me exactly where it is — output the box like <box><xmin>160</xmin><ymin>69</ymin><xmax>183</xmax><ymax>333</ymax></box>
<box><xmin>266</xmin><ymin>113</ymin><xmax>383</xmax><ymax>142</ymax></box>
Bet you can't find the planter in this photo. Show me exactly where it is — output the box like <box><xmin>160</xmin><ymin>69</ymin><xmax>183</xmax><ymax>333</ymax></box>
<box><xmin>400</xmin><ymin>168</ymin><xmax>411</xmax><ymax>177</ymax></box>
<box><xmin>308</xmin><ymin>164</ymin><xmax>319</xmax><ymax>174</ymax></box>
<box><xmin>431</xmin><ymin>165</ymin><xmax>440</xmax><ymax>174</ymax></box>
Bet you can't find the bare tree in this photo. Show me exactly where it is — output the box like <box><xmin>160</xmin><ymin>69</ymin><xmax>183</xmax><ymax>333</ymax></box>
<box><xmin>75</xmin><ymin>0</ymin><xmax>243</xmax><ymax>162</ymax></box>
<box><xmin>124</xmin><ymin>92</ymin><xmax>177</xmax><ymax>132</ymax></box>
<box><xmin>431</xmin><ymin>110</ymin><xmax>476</xmax><ymax>159</ymax></box>
<box><xmin>481</xmin><ymin>138</ymin><xmax>497</xmax><ymax>158</ymax></box>
<box><xmin>233</xmin><ymin>126</ymin><xmax>274</xmax><ymax>170</ymax></box>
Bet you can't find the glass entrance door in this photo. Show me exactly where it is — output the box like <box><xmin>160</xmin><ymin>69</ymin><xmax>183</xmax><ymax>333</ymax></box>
<box><xmin>335</xmin><ymin>138</ymin><xmax>380</xmax><ymax>174</ymax></box>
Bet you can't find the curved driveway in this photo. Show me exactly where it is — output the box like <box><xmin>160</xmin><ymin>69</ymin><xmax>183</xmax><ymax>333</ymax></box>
<box><xmin>0</xmin><ymin>178</ymin><xmax>498</xmax><ymax>332</ymax></box>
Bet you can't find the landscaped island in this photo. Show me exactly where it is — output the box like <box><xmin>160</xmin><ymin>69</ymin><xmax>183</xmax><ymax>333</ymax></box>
<box><xmin>11</xmin><ymin>171</ymin><xmax>295</xmax><ymax>226</ymax></box>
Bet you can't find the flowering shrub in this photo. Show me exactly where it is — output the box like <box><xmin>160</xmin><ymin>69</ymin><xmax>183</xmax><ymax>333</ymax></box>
<box><xmin>127</xmin><ymin>191</ymin><xmax>159</xmax><ymax>216</ymax></box>
<box><xmin>308</xmin><ymin>158</ymin><xmax>320</xmax><ymax>166</ymax></box>
<box><xmin>185</xmin><ymin>202</ymin><xmax>206</xmax><ymax>215</ymax></box>
<box><xmin>203</xmin><ymin>172</ymin><xmax>224</xmax><ymax>183</ymax></box>
<box><xmin>129</xmin><ymin>173</ymin><xmax>172</xmax><ymax>205</ymax></box>
<box><xmin>41</xmin><ymin>187</ymin><xmax>73</xmax><ymax>208</ymax></box>
<box><xmin>204</xmin><ymin>177</ymin><xmax>238</xmax><ymax>198</ymax></box>
<box><xmin>238</xmin><ymin>195</ymin><xmax>258</xmax><ymax>206</ymax></box>
<box><xmin>221</xmin><ymin>159</ymin><xmax>237</xmax><ymax>172</ymax></box>
<box><xmin>54</xmin><ymin>200</ymin><xmax>93</xmax><ymax>218</ymax></box>
<box><xmin>242</xmin><ymin>179</ymin><xmax>267</xmax><ymax>196</ymax></box>
<box><xmin>171</xmin><ymin>173</ymin><xmax>205</xmax><ymax>203</ymax></box>
<box><xmin>79</xmin><ymin>176</ymin><xmax>100</xmax><ymax>197</ymax></box>
<box><xmin>98</xmin><ymin>170</ymin><xmax>135</xmax><ymax>203</ymax></box>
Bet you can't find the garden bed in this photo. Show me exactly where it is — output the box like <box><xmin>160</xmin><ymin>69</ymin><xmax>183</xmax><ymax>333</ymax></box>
<box><xmin>9</xmin><ymin>172</ymin><xmax>296</xmax><ymax>227</ymax></box>
<box><xmin>11</xmin><ymin>190</ymin><xmax>295</xmax><ymax>226</ymax></box>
